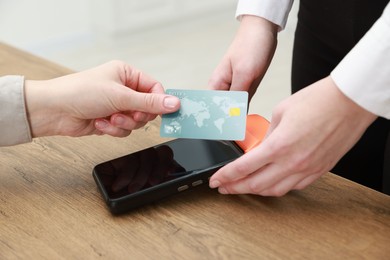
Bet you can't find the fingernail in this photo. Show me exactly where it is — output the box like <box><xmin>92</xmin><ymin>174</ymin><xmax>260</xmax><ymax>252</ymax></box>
<box><xmin>163</xmin><ymin>96</ymin><xmax>179</xmax><ymax>109</ymax></box>
<box><xmin>218</xmin><ymin>187</ymin><xmax>228</xmax><ymax>194</ymax></box>
<box><xmin>209</xmin><ymin>180</ymin><xmax>221</xmax><ymax>188</ymax></box>
<box><xmin>95</xmin><ymin>119</ymin><xmax>109</xmax><ymax>129</ymax></box>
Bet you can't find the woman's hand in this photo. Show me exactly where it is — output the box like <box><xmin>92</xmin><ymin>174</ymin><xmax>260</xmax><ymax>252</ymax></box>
<box><xmin>210</xmin><ymin>77</ymin><xmax>377</xmax><ymax>196</ymax></box>
<box><xmin>208</xmin><ymin>15</ymin><xmax>278</xmax><ymax>101</ymax></box>
<box><xmin>24</xmin><ymin>60</ymin><xmax>180</xmax><ymax>138</ymax></box>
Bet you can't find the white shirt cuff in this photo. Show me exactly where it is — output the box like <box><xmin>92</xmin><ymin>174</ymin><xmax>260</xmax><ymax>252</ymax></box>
<box><xmin>0</xmin><ymin>75</ymin><xmax>32</xmax><ymax>146</ymax></box>
<box><xmin>331</xmin><ymin>4</ymin><xmax>390</xmax><ymax>119</ymax></box>
<box><xmin>236</xmin><ymin>0</ymin><xmax>294</xmax><ymax>31</ymax></box>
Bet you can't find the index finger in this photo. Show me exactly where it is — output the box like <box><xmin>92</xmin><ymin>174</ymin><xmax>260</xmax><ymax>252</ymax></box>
<box><xmin>122</xmin><ymin>64</ymin><xmax>165</xmax><ymax>94</ymax></box>
<box><xmin>209</xmin><ymin>142</ymin><xmax>272</xmax><ymax>188</ymax></box>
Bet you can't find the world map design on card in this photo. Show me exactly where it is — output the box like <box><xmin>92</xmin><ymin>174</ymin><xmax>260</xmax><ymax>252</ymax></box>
<box><xmin>160</xmin><ymin>89</ymin><xmax>248</xmax><ymax>140</ymax></box>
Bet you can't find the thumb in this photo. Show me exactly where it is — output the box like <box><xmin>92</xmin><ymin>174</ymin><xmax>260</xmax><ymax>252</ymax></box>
<box><xmin>230</xmin><ymin>71</ymin><xmax>262</xmax><ymax>102</ymax></box>
<box><xmin>230</xmin><ymin>70</ymin><xmax>254</xmax><ymax>92</ymax></box>
<box><xmin>208</xmin><ymin>59</ymin><xmax>233</xmax><ymax>91</ymax></box>
<box><xmin>126</xmin><ymin>91</ymin><xmax>180</xmax><ymax>114</ymax></box>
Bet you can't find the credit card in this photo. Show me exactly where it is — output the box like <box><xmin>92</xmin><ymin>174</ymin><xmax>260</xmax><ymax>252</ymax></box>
<box><xmin>160</xmin><ymin>89</ymin><xmax>248</xmax><ymax>140</ymax></box>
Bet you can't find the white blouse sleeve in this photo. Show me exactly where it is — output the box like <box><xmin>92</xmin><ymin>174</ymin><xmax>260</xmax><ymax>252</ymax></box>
<box><xmin>0</xmin><ymin>75</ymin><xmax>32</xmax><ymax>146</ymax></box>
<box><xmin>331</xmin><ymin>3</ymin><xmax>390</xmax><ymax>119</ymax></box>
<box><xmin>236</xmin><ymin>0</ymin><xmax>294</xmax><ymax>31</ymax></box>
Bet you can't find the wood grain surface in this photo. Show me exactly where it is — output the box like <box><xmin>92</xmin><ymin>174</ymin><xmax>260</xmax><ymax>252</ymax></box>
<box><xmin>0</xmin><ymin>42</ymin><xmax>389</xmax><ymax>259</ymax></box>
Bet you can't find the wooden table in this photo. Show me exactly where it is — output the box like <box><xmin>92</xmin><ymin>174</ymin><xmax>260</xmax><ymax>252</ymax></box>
<box><xmin>1</xmin><ymin>42</ymin><xmax>389</xmax><ymax>259</ymax></box>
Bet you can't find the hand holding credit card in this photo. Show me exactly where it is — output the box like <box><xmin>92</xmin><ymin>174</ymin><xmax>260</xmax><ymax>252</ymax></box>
<box><xmin>160</xmin><ymin>89</ymin><xmax>248</xmax><ymax>140</ymax></box>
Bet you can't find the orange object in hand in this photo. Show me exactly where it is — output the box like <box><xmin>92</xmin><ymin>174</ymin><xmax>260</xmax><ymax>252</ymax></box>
<box><xmin>235</xmin><ymin>114</ymin><xmax>270</xmax><ymax>153</ymax></box>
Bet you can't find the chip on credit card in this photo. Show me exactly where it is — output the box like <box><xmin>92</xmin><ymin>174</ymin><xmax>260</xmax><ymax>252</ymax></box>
<box><xmin>160</xmin><ymin>89</ymin><xmax>248</xmax><ymax>140</ymax></box>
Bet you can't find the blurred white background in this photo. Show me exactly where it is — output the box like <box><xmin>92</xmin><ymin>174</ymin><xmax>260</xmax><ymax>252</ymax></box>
<box><xmin>1</xmin><ymin>0</ymin><xmax>298</xmax><ymax>119</ymax></box>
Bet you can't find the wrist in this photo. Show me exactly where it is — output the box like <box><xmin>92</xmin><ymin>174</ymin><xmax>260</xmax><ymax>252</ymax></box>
<box><xmin>24</xmin><ymin>79</ymin><xmax>61</xmax><ymax>138</ymax></box>
<box><xmin>232</xmin><ymin>14</ymin><xmax>278</xmax><ymax>85</ymax></box>
<box><xmin>327</xmin><ymin>77</ymin><xmax>377</xmax><ymax>128</ymax></box>
<box><xmin>240</xmin><ymin>15</ymin><xmax>278</xmax><ymax>36</ymax></box>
